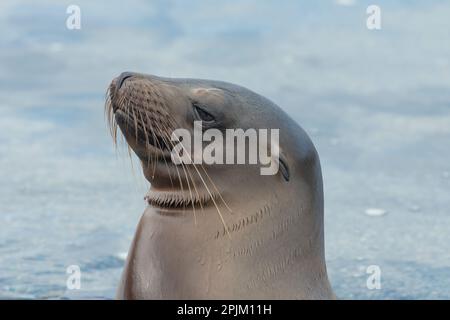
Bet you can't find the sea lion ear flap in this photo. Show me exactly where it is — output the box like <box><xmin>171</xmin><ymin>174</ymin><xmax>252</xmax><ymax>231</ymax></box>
<box><xmin>279</xmin><ymin>152</ymin><xmax>290</xmax><ymax>182</ymax></box>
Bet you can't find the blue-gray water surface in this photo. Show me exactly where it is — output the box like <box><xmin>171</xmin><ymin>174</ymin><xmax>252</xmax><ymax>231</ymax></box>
<box><xmin>0</xmin><ymin>0</ymin><xmax>449</xmax><ymax>299</ymax></box>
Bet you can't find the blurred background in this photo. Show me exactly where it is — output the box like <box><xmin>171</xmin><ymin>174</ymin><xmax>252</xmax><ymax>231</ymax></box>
<box><xmin>0</xmin><ymin>0</ymin><xmax>449</xmax><ymax>299</ymax></box>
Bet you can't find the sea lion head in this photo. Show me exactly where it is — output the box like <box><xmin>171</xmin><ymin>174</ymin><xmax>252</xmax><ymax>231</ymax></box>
<box><xmin>106</xmin><ymin>72</ymin><xmax>322</xmax><ymax>219</ymax></box>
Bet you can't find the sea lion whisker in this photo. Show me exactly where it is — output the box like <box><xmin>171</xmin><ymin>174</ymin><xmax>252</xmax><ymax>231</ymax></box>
<box><xmin>192</xmin><ymin>161</ymin><xmax>230</xmax><ymax>237</ymax></box>
<box><xmin>164</xmin><ymin>132</ymin><xmax>195</xmax><ymax>219</ymax></box>
<box><xmin>138</xmin><ymin>108</ymin><xmax>156</xmax><ymax>175</ymax></box>
<box><xmin>144</xmin><ymin>111</ymin><xmax>174</xmax><ymax>187</ymax></box>
<box><xmin>125</xmin><ymin>97</ymin><xmax>133</xmax><ymax>134</ymax></box>
<box><xmin>140</xmin><ymin>110</ymin><xmax>160</xmax><ymax>180</ymax></box>
<box><xmin>165</xmin><ymin>116</ymin><xmax>233</xmax><ymax>215</ymax></box>
<box><xmin>172</xmin><ymin>132</ymin><xmax>230</xmax><ymax>237</ymax></box>
<box><xmin>130</xmin><ymin>107</ymin><xmax>140</xmax><ymax>147</ymax></box>
<box><xmin>164</xmin><ymin>116</ymin><xmax>206</xmax><ymax>214</ymax></box>
<box><xmin>181</xmin><ymin>157</ymin><xmax>205</xmax><ymax>215</ymax></box>
<box><xmin>104</xmin><ymin>90</ymin><xmax>118</xmax><ymax>147</ymax></box>
<box><xmin>161</xmin><ymin>130</ymin><xmax>199</xmax><ymax>222</ymax></box>
<box><xmin>200</xmin><ymin>164</ymin><xmax>233</xmax><ymax>214</ymax></box>
<box><xmin>165</xmin><ymin>117</ymin><xmax>217</xmax><ymax>216</ymax></box>
<box><xmin>153</xmin><ymin>123</ymin><xmax>187</xmax><ymax>205</ymax></box>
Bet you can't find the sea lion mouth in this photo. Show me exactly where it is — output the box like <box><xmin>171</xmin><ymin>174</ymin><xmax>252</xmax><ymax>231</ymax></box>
<box><xmin>114</xmin><ymin>109</ymin><xmax>172</xmax><ymax>157</ymax></box>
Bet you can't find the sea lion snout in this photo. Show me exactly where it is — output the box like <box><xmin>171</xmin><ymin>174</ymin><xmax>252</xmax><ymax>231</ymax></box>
<box><xmin>105</xmin><ymin>72</ymin><xmax>176</xmax><ymax>162</ymax></box>
<box><xmin>116</xmin><ymin>71</ymin><xmax>135</xmax><ymax>89</ymax></box>
<box><xmin>109</xmin><ymin>72</ymin><xmax>169</xmax><ymax>114</ymax></box>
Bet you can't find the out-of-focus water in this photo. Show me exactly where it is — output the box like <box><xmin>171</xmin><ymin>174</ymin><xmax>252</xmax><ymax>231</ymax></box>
<box><xmin>0</xmin><ymin>0</ymin><xmax>449</xmax><ymax>299</ymax></box>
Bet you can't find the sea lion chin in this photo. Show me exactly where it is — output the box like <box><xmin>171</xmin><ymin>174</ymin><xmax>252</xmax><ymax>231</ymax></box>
<box><xmin>105</xmin><ymin>71</ymin><xmax>336</xmax><ymax>299</ymax></box>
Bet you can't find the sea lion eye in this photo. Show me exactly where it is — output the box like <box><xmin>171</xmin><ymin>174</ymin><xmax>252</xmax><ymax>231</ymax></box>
<box><xmin>193</xmin><ymin>103</ymin><xmax>215</xmax><ymax>123</ymax></box>
<box><xmin>279</xmin><ymin>157</ymin><xmax>290</xmax><ymax>182</ymax></box>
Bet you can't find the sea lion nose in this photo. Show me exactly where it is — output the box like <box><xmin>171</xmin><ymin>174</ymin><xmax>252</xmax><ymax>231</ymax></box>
<box><xmin>117</xmin><ymin>71</ymin><xmax>135</xmax><ymax>89</ymax></box>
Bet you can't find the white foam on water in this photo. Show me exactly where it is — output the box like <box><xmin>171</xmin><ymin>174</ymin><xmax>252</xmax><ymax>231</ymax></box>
<box><xmin>364</xmin><ymin>208</ymin><xmax>387</xmax><ymax>217</ymax></box>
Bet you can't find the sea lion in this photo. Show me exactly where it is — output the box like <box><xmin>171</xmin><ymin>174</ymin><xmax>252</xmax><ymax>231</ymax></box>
<box><xmin>105</xmin><ymin>71</ymin><xmax>335</xmax><ymax>299</ymax></box>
